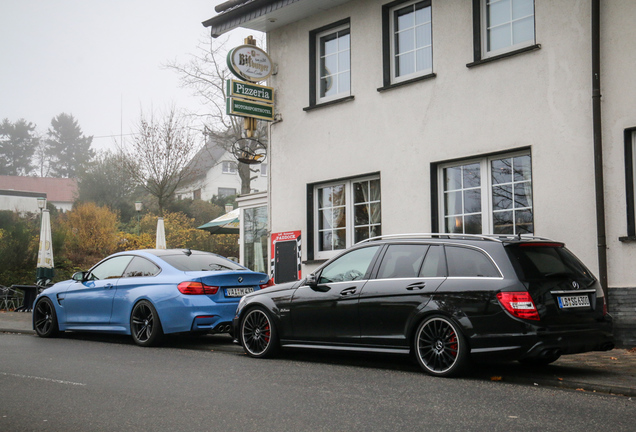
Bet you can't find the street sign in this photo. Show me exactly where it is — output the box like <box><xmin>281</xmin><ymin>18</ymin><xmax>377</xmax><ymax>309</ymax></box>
<box><xmin>227</xmin><ymin>79</ymin><xmax>274</xmax><ymax>104</ymax></box>
<box><xmin>227</xmin><ymin>97</ymin><xmax>275</xmax><ymax>121</ymax></box>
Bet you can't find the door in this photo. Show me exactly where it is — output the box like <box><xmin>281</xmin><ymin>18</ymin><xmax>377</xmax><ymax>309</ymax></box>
<box><xmin>62</xmin><ymin>255</ymin><xmax>133</xmax><ymax>325</ymax></box>
<box><xmin>290</xmin><ymin>245</ymin><xmax>382</xmax><ymax>343</ymax></box>
<box><xmin>358</xmin><ymin>244</ymin><xmax>447</xmax><ymax>347</ymax></box>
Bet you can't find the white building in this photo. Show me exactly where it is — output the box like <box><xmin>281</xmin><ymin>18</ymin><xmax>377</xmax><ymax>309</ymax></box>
<box><xmin>176</xmin><ymin>140</ymin><xmax>268</xmax><ymax>201</ymax></box>
<box><xmin>204</xmin><ymin>0</ymin><xmax>636</xmax><ymax>346</ymax></box>
<box><xmin>0</xmin><ymin>175</ymin><xmax>77</xmax><ymax>213</ymax></box>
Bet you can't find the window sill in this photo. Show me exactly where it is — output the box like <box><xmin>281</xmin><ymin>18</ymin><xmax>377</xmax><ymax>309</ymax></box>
<box><xmin>377</xmin><ymin>73</ymin><xmax>436</xmax><ymax>92</ymax></box>
<box><xmin>302</xmin><ymin>259</ymin><xmax>328</xmax><ymax>265</ymax></box>
<box><xmin>619</xmin><ymin>236</ymin><xmax>636</xmax><ymax>243</ymax></box>
<box><xmin>303</xmin><ymin>95</ymin><xmax>355</xmax><ymax>112</ymax></box>
<box><xmin>466</xmin><ymin>44</ymin><xmax>541</xmax><ymax>68</ymax></box>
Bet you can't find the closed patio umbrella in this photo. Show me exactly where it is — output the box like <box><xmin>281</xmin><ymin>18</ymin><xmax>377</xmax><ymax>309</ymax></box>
<box><xmin>156</xmin><ymin>217</ymin><xmax>167</xmax><ymax>249</ymax></box>
<box><xmin>36</xmin><ymin>209</ymin><xmax>54</xmax><ymax>286</ymax></box>
<box><xmin>197</xmin><ymin>208</ymin><xmax>240</xmax><ymax>234</ymax></box>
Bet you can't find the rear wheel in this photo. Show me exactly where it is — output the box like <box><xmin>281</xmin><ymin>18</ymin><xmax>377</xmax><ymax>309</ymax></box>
<box><xmin>414</xmin><ymin>315</ymin><xmax>469</xmax><ymax>377</ymax></box>
<box><xmin>33</xmin><ymin>297</ymin><xmax>59</xmax><ymax>338</ymax></box>
<box><xmin>240</xmin><ymin>307</ymin><xmax>279</xmax><ymax>358</ymax></box>
<box><xmin>130</xmin><ymin>300</ymin><xmax>163</xmax><ymax>347</ymax></box>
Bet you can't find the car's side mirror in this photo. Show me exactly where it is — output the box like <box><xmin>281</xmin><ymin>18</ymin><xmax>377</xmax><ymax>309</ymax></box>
<box><xmin>72</xmin><ymin>271</ymin><xmax>88</xmax><ymax>282</ymax></box>
<box><xmin>306</xmin><ymin>273</ymin><xmax>318</xmax><ymax>288</ymax></box>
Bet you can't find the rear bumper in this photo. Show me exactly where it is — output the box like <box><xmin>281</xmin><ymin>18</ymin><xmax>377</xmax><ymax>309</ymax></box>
<box><xmin>469</xmin><ymin>318</ymin><xmax>614</xmax><ymax>361</ymax></box>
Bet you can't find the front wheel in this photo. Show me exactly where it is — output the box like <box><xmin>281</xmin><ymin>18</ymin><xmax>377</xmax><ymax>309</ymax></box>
<box><xmin>130</xmin><ymin>300</ymin><xmax>163</xmax><ymax>347</ymax></box>
<box><xmin>414</xmin><ymin>315</ymin><xmax>469</xmax><ymax>377</ymax></box>
<box><xmin>240</xmin><ymin>307</ymin><xmax>279</xmax><ymax>358</ymax></box>
<box><xmin>33</xmin><ymin>297</ymin><xmax>60</xmax><ymax>338</ymax></box>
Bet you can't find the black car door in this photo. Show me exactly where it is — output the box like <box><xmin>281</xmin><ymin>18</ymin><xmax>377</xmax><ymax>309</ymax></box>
<box><xmin>290</xmin><ymin>245</ymin><xmax>382</xmax><ymax>344</ymax></box>
<box><xmin>358</xmin><ymin>244</ymin><xmax>447</xmax><ymax>348</ymax></box>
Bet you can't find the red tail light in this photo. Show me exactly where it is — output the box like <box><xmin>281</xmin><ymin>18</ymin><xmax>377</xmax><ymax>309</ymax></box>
<box><xmin>177</xmin><ymin>281</ymin><xmax>219</xmax><ymax>295</ymax></box>
<box><xmin>497</xmin><ymin>292</ymin><xmax>540</xmax><ymax>321</ymax></box>
<box><xmin>259</xmin><ymin>278</ymin><xmax>275</xmax><ymax>289</ymax></box>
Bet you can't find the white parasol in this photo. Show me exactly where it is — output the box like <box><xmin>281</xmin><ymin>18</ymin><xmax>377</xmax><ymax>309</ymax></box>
<box><xmin>156</xmin><ymin>217</ymin><xmax>167</xmax><ymax>249</ymax></box>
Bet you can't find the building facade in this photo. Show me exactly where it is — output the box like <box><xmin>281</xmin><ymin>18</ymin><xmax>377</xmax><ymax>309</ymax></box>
<box><xmin>205</xmin><ymin>0</ymin><xmax>636</xmax><ymax>346</ymax></box>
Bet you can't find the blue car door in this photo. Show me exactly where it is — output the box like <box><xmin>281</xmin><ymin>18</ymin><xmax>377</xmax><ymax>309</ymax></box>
<box><xmin>62</xmin><ymin>255</ymin><xmax>133</xmax><ymax>326</ymax></box>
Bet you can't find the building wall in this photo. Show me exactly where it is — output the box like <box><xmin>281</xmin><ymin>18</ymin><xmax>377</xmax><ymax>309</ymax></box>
<box><xmin>264</xmin><ymin>0</ymin><xmax>635</xmax><ymax>344</ymax></box>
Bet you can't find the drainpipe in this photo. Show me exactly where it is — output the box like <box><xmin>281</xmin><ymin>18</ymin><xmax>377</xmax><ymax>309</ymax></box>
<box><xmin>591</xmin><ymin>0</ymin><xmax>608</xmax><ymax>297</ymax></box>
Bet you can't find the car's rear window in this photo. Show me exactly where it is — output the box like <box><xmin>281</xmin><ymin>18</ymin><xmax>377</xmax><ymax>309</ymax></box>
<box><xmin>160</xmin><ymin>254</ymin><xmax>245</xmax><ymax>272</ymax></box>
<box><xmin>505</xmin><ymin>244</ymin><xmax>595</xmax><ymax>285</ymax></box>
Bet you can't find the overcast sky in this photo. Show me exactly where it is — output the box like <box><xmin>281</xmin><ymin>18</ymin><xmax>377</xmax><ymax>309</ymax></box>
<box><xmin>0</xmin><ymin>0</ymin><xmax>255</xmax><ymax>152</ymax></box>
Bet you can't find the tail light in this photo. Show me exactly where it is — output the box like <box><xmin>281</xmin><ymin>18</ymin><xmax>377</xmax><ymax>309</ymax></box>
<box><xmin>259</xmin><ymin>278</ymin><xmax>275</xmax><ymax>289</ymax></box>
<box><xmin>178</xmin><ymin>281</ymin><xmax>219</xmax><ymax>295</ymax></box>
<box><xmin>497</xmin><ymin>291</ymin><xmax>540</xmax><ymax>321</ymax></box>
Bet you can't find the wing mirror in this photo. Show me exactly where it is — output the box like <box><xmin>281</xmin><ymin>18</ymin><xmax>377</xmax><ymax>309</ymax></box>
<box><xmin>305</xmin><ymin>273</ymin><xmax>318</xmax><ymax>288</ymax></box>
<box><xmin>72</xmin><ymin>271</ymin><xmax>88</xmax><ymax>282</ymax></box>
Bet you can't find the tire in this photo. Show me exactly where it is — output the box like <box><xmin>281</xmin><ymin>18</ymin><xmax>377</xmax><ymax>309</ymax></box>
<box><xmin>414</xmin><ymin>315</ymin><xmax>469</xmax><ymax>377</ymax></box>
<box><xmin>240</xmin><ymin>307</ymin><xmax>279</xmax><ymax>358</ymax></box>
<box><xmin>33</xmin><ymin>297</ymin><xmax>60</xmax><ymax>338</ymax></box>
<box><xmin>130</xmin><ymin>300</ymin><xmax>163</xmax><ymax>347</ymax></box>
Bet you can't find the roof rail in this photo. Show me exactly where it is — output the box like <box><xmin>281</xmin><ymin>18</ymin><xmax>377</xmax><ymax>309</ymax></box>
<box><xmin>356</xmin><ymin>233</ymin><xmax>556</xmax><ymax>244</ymax></box>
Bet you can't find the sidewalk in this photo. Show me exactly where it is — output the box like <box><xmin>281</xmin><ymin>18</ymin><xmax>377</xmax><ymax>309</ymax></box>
<box><xmin>2</xmin><ymin>310</ymin><xmax>635</xmax><ymax>397</ymax></box>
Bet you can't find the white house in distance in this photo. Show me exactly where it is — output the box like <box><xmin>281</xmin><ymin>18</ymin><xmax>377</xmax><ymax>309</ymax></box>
<box><xmin>176</xmin><ymin>140</ymin><xmax>267</xmax><ymax>201</ymax></box>
<box><xmin>204</xmin><ymin>1</ymin><xmax>636</xmax><ymax>346</ymax></box>
<box><xmin>0</xmin><ymin>175</ymin><xmax>78</xmax><ymax>213</ymax></box>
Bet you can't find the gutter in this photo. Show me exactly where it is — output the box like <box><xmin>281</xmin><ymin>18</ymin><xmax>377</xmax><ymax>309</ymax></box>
<box><xmin>591</xmin><ymin>0</ymin><xmax>608</xmax><ymax>297</ymax></box>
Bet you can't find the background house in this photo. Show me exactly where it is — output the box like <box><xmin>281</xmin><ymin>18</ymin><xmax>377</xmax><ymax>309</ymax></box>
<box><xmin>176</xmin><ymin>140</ymin><xmax>267</xmax><ymax>201</ymax></box>
<box><xmin>205</xmin><ymin>0</ymin><xmax>636</xmax><ymax>346</ymax></box>
<box><xmin>0</xmin><ymin>175</ymin><xmax>78</xmax><ymax>213</ymax></box>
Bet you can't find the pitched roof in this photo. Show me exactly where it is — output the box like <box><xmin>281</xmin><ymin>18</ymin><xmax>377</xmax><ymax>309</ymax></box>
<box><xmin>0</xmin><ymin>176</ymin><xmax>78</xmax><ymax>203</ymax></box>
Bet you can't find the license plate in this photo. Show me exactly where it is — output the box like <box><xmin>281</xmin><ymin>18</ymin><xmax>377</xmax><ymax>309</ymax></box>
<box><xmin>225</xmin><ymin>287</ymin><xmax>254</xmax><ymax>298</ymax></box>
<box><xmin>557</xmin><ymin>295</ymin><xmax>590</xmax><ymax>309</ymax></box>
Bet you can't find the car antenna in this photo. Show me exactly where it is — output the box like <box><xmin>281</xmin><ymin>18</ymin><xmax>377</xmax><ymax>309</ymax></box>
<box><xmin>183</xmin><ymin>249</ymin><xmax>192</xmax><ymax>256</ymax></box>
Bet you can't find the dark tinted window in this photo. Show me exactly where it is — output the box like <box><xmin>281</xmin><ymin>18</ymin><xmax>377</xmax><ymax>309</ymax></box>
<box><xmin>505</xmin><ymin>245</ymin><xmax>595</xmax><ymax>285</ymax></box>
<box><xmin>319</xmin><ymin>246</ymin><xmax>381</xmax><ymax>283</ymax></box>
<box><xmin>419</xmin><ymin>245</ymin><xmax>447</xmax><ymax>277</ymax></box>
<box><xmin>89</xmin><ymin>256</ymin><xmax>134</xmax><ymax>280</ymax></box>
<box><xmin>377</xmin><ymin>244</ymin><xmax>428</xmax><ymax>279</ymax></box>
<box><xmin>123</xmin><ymin>256</ymin><xmax>161</xmax><ymax>278</ymax></box>
<box><xmin>445</xmin><ymin>246</ymin><xmax>500</xmax><ymax>277</ymax></box>
<box><xmin>160</xmin><ymin>253</ymin><xmax>245</xmax><ymax>272</ymax></box>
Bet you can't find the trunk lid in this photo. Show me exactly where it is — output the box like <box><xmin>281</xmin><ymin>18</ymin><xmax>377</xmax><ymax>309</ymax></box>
<box><xmin>504</xmin><ymin>242</ymin><xmax>605</xmax><ymax>325</ymax></box>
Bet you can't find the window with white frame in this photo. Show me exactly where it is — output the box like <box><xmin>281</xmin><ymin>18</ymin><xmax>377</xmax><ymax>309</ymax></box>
<box><xmin>316</xmin><ymin>23</ymin><xmax>351</xmax><ymax>103</ymax></box>
<box><xmin>222</xmin><ymin>161</ymin><xmax>237</xmax><ymax>174</ymax></box>
<box><xmin>482</xmin><ymin>0</ymin><xmax>535</xmax><ymax>56</ymax></box>
<box><xmin>314</xmin><ymin>176</ymin><xmax>381</xmax><ymax>259</ymax></box>
<box><xmin>390</xmin><ymin>0</ymin><xmax>432</xmax><ymax>83</ymax></box>
<box><xmin>439</xmin><ymin>152</ymin><xmax>533</xmax><ymax>235</ymax></box>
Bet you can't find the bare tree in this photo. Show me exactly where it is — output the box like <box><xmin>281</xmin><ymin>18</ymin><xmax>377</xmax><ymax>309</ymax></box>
<box><xmin>165</xmin><ymin>36</ymin><xmax>267</xmax><ymax>195</ymax></box>
<box><xmin>121</xmin><ymin>108</ymin><xmax>202</xmax><ymax>215</ymax></box>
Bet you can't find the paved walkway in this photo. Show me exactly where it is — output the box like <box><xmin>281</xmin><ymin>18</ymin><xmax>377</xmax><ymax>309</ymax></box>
<box><xmin>2</xmin><ymin>311</ymin><xmax>635</xmax><ymax>397</ymax></box>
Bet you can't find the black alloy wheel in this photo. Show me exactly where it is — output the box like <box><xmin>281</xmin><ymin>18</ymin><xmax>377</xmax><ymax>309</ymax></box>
<box><xmin>240</xmin><ymin>307</ymin><xmax>279</xmax><ymax>358</ymax></box>
<box><xmin>130</xmin><ymin>300</ymin><xmax>163</xmax><ymax>347</ymax></box>
<box><xmin>33</xmin><ymin>297</ymin><xmax>60</xmax><ymax>338</ymax></box>
<box><xmin>414</xmin><ymin>315</ymin><xmax>468</xmax><ymax>377</ymax></box>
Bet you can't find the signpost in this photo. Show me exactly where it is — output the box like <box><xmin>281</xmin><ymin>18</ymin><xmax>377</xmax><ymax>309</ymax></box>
<box><xmin>225</xmin><ymin>36</ymin><xmax>275</xmax><ymax>138</ymax></box>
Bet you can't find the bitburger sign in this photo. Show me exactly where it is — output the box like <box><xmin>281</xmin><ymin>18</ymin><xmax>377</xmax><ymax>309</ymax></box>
<box><xmin>227</xmin><ymin>45</ymin><xmax>273</xmax><ymax>83</ymax></box>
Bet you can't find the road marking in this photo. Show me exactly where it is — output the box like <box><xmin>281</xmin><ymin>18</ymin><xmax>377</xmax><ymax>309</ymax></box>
<box><xmin>0</xmin><ymin>372</ymin><xmax>86</xmax><ymax>386</ymax></box>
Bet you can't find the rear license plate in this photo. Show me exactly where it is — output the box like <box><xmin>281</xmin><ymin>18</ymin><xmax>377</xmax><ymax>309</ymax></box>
<box><xmin>557</xmin><ymin>295</ymin><xmax>590</xmax><ymax>309</ymax></box>
<box><xmin>225</xmin><ymin>287</ymin><xmax>254</xmax><ymax>298</ymax></box>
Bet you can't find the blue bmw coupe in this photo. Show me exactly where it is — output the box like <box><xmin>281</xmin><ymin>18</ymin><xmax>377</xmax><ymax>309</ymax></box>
<box><xmin>32</xmin><ymin>249</ymin><xmax>271</xmax><ymax>346</ymax></box>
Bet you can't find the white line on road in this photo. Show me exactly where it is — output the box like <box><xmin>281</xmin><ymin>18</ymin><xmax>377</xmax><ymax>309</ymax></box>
<box><xmin>1</xmin><ymin>372</ymin><xmax>86</xmax><ymax>386</ymax></box>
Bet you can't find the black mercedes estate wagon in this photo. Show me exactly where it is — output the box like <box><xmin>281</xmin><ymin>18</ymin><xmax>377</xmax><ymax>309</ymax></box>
<box><xmin>233</xmin><ymin>234</ymin><xmax>614</xmax><ymax>377</ymax></box>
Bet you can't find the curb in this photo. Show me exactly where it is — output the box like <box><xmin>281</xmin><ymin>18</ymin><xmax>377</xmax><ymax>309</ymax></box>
<box><xmin>484</xmin><ymin>374</ymin><xmax>636</xmax><ymax>398</ymax></box>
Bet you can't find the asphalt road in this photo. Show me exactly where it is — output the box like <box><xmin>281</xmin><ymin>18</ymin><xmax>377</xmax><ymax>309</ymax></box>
<box><xmin>1</xmin><ymin>332</ymin><xmax>634</xmax><ymax>432</ymax></box>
